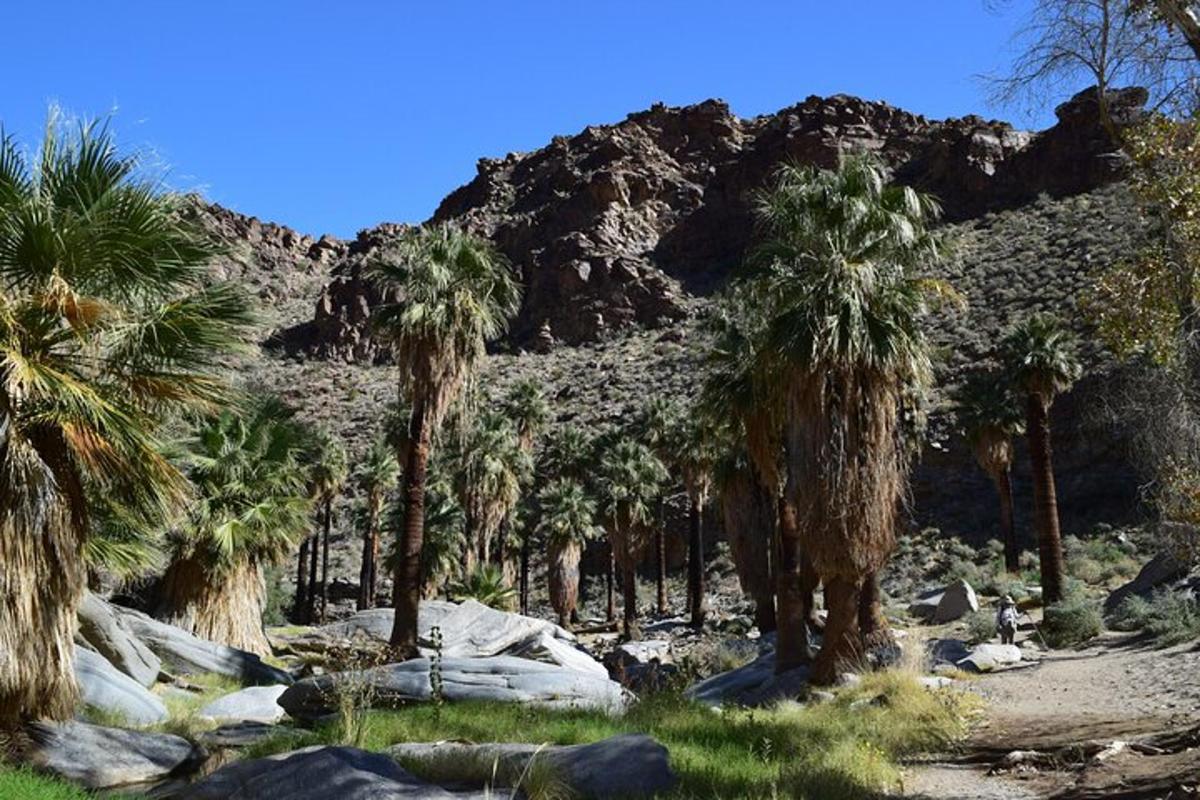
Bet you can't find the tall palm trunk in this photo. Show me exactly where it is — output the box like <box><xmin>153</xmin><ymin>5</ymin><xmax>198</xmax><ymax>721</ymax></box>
<box><xmin>995</xmin><ymin>468</ymin><xmax>1019</xmax><ymax>573</ymax></box>
<box><xmin>519</xmin><ymin>537</ymin><xmax>531</xmax><ymax>616</ymax></box>
<box><xmin>812</xmin><ymin>576</ymin><xmax>863</xmax><ymax>685</ymax></box>
<box><xmin>774</xmin><ymin>488</ymin><xmax>812</xmax><ymax>672</ymax></box>
<box><xmin>0</xmin><ymin>504</ymin><xmax>83</xmax><ymax>725</ymax></box>
<box><xmin>320</xmin><ymin>497</ymin><xmax>332</xmax><ymax>623</ymax></box>
<box><xmin>857</xmin><ymin>570</ymin><xmax>890</xmax><ymax>650</ymax></box>
<box><xmin>391</xmin><ymin>397</ymin><xmax>430</xmax><ymax>657</ymax></box>
<box><xmin>305</xmin><ymin>525</ymin><xmax>319</xmax><ymax>624</ymax></box>
<box><xmin>358</xmin><ymin>490</ymin><xmax>382</xmax><ymax>611</ymax></box>
<box><xmin>549</xmin><ymin>539</ymin><xmax>581</xmax><ymax>629</ymax></box>
<box><xmin>621</xmin><ymin>557</ymin><xmax>640</xmax><ymax>640</ymax></box>
<box><xmin>1026</xmin><ymin>394</ymin><xmax>1066</xmax><ymax>604</ymax></box>
<box><xmin>605</xmin><ymin>542</ymin><xmax>616</xmax><ymax>622</ymax></box>
<box><xmin>655</xmin><ymin>507</ymin><xmax>667</xmax><ymax>615</ymax></box>
<box><xmin>294</xmin><ymin>536</ymin><xmax>310</xmax><ymax>622</ymax></box>
<box><xmin>158</xmin><ymin>558</ymin><xmax>271</xmax><ymax>656</ymax></box>
<box><xmin>687</xmin><ymin>491</ymin><xmax>705</xmax><ymax>627</ymax></box>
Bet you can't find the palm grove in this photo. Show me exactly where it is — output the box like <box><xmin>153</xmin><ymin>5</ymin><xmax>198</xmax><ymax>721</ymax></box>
<box><xmin>10</xmin><ymin>39</ymin><xmax>1200</xmax><ymax>721</ymax></box>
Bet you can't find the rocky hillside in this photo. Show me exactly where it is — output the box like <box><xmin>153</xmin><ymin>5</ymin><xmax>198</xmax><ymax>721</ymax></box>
<box><xmin>276</xmin><ymin>86</ymin><xmax>1145</xmax><ymax>358</ymax></box>
<box><xmin>191</xmin><ymin>88</ymin><xmax>1155</xmax><ymax>586</ymax></box>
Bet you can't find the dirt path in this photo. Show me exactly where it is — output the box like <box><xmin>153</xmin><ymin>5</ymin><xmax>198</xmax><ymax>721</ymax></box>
<box><xmin>903</xmin><ymin>631</ymin><xmax>1200</xmax><ymax>799</ymax></box>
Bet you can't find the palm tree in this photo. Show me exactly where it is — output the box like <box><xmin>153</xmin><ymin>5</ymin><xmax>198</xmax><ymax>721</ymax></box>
<box><xmin>747</xmin><ymin>155</ymin><xmax>946</xmax><ymax>684</ymax></box>
<box><xmin>954</xmin><ymin>370</ymin><xmax>1025</xmax><ymax>573</ymax></box>
<box><xmin>634</xmin><ymin>397</ymin><xmax>680</xmax><ymax>615</ymax></box>
<box><xmin>504</xmin><ymin>378</ymin><xmax>550</xmax><ymax>453</ymax></box>
<box><xmin>0</xmin><ymin>118</ymin><xmax>254</xmax><ymax>723</ymax></box>
<box><xmin>385</xmin><ymin>458</ymin><xmax>465</xmax><ymax>599</ymax></box>
<box><xmin>536</xmin><ymin>478</ymin><xmax>600</xmax><ymax>629</ymax></box>
<box><xmin>369</xmin><ymin>224</ymin><xmax>521</xmax><ymax>656</ymax></box>
<box><xmin>303</xmin><ymin>430</ymin><xmax>347</xmax><ymax>624</ymax></box>
<box><xmin>158</xmin><ymin>398</ymin><xmax>311</xmax><ymax>655</ymax></box>
<box><xmin>452</xmin><ymin>409</ymin><xmax>532</xmax><ymax>570</ymax></box>
<box><xmin>1000</xmin><ymin>314</ymin><xmax>1082</xmax><ymax>604</ymax></box>
<box><xmin>451</xmin><ymin>563</ymin><xmax>518</xmax><ymax>610</ymax></box>
<box><xmin>598</xmin><ymin>438</ymin><xmax>668</xmax><ymax>640</ymax></box>
<box><xmin>357</xmin><ymin>438</ymin><xmax>400</xmax><ymax>610</ymax></box>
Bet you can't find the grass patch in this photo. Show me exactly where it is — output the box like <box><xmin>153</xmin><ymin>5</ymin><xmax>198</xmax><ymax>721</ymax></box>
<box><xmin>0</xmin><ymin>765</ymin><xmax>133</xmax><ymax>799</ymax></box>
<box><xmin>1110</xmin><ymin>591</ymin><xmax>1200</xmax><ymax>647</ymax></box>
<box><xmin>245</xmin><ymin>671</ymin><xmax>978</xmax><ymax>798</ymax></box>
<box><xmin>152</xmin><ymin>672</ymin><xmax>242</xmax><ymax>739</ymax></box>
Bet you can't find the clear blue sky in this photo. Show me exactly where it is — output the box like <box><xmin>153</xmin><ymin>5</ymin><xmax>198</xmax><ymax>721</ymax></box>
<box><xmin>2</xmin><ymin>1</ymin><xmax>1049</xmax><ymax>238</ymax></box>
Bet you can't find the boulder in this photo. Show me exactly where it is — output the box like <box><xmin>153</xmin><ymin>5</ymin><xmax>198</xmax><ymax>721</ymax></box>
<box><xmin>278</xmin><ymin>655</ymin><xmax>629</xmax><ymax>721</ymax></box>
<box><xmin>928</xmin><ymin>638</ymin><xmax>971</xmax><ymax>666</ymax></box>
<box><xmin>935</xmin><ymin>579</ymin><xmax>980</xmax><ymax>623</ymax></box>
<box><xmin>389</xmin><ymin>733</ymin><xmax>677</xmax><ymax>798</ymax></box>
<box><xmin>312</xmin><ymin>600</ymin><xmax>608</xmax><ymax>676</ymax></box>
<box><xmin>26</xmin><ymin>720</ymin><xmax>203</xmax><ymax>789</ymax></box>
<box><xmin>684</xmin><ymin>644</ymin><xmax>810</xmax><ymax>708</ymax></box>
<box><xmin>174</xmin><ymin>745</ymin><xmax>488</xmax><ymax>800</ymax></box>
<box><xmin>75</xmin><ymin>647</ymin><xmax>167</xmax><ymax>726</ymax></box>
<box><xmin>111</xmin><ymin>605</ymin><xmax>292</xmax><ymax>685</ymax></box>
<box><xmin>909</xmin><ymin>588</ymin><xmax>944</xmax><ymax>622</ymax></box>
<box><xmin>1105</xmin><ymin>551</ymin><xmax>1189</xmax><ymax>614</ymax></box>
<box><xmin>198</xmin><ymin>684</ymin><xmax>289</xmax><ymax>725</ymax></box>
<box><xmin>76</xmin><ymin>593</ymin><xmax>161</xmax><ymax>687</ymax></box>
<box><xmin>957</xmin><ymin>643</ymin><xmax>1022</xmax><ymax>673</ymax></box>
<box><xmin>198</xmin><ymin>721</ymin><xmax>286</xmax><ymax>749</ymax></box>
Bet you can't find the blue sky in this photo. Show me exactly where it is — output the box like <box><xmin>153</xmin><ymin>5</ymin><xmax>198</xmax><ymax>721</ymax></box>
<box><xmin>2</xmin><ymin>1</ymin><xmax>1049</xmax><ymax>237</ymax></box>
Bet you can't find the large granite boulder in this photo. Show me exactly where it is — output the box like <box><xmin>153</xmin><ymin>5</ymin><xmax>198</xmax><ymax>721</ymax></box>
<box><xmin>389</xmin><ymin>733</ymin><xmax>677</xmax><ymax>798</ymax></box>
<box><xmin>76</xmin><ymin>593</ymin><xmax>161</xmax><ymax>687</ymax></box>
<box><xmin>910</xmin><ymin>580</ymin><xmax>979</xmax><ymax>623</ymax></box>
<box><xmin>111</xmin><ymin>605</ymin><xmax>291</xmax><ymax>685</ymax></box>
<box><xmin>198</xmin><ymin>684</ymin><xmax>289</xmax><ymax>725</ymax></box>
<box><xmin>174</xmin><ymin>746</ymin><xmax>489</xmax><ymax>799</ymax></box>
<box><xmin>278</xmin><ymin>655</ymin><xmax>628</xmax><ymax>721</ymax></box>
<box><xmin>26</xmin><ymin>720</ymin><xmax>203</xmax><ymax>789</ymax></box>
<box><xmin>309</xmin><ymin>599</ymin><xmax>607</xmax><ymax>677</ymax></box>
<box><xmin>957</xmin><ymin>643</ymin><xmax>1023</xmax><ymax>673</ymax></box>
<box><xmin>75</xmin><ymin>647</ymin><xmax>167</xmax><ymax>726</ymax></box>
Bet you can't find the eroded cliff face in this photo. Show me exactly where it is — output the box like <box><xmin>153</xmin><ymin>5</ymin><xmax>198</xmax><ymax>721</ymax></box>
<box><xmin>276</xmin><ymin>86</ymin><xmax>1144</xmax><ymax>360</ymax></box>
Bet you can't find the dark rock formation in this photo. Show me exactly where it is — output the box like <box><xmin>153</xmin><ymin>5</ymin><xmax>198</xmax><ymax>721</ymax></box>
<box><xmin>283</xmin><ymin>87</ymin><xmax>1144</xmax><ymax>358</ymax></box>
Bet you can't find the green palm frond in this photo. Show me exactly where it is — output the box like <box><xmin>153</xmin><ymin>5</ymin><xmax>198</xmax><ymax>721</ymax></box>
<box><xmin>535</xmin><ymin>478</ymin><xmax>600</xmax><ymax>549</ymax></box>
<box><xmin>999</xmin><ymin>313</ymin><xmax>1083</xmax><ymax>403</ymax></box>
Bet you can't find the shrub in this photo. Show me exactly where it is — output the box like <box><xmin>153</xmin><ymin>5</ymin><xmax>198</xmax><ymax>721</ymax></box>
<box><xmin>1040</xmin><ymin>597</ymin><xmax>1102</xmax><ymax>648</ymax></box>
<box><xmin>965</xmin><ymin>610</ymin><xmax>995</xmax><ymax>644</ymax></box>
<box><xmin>1108</xmin><ymin>594</ymin><xmax>1153</xmax><ymax>632</ymax></box>
<box><xmin>1111</xmin><ymin>591</ymin><xmax>1200</xmax><ymax>647</ymax></box>
<box><xmin>450</xmin><ymin>564</ymin><xmax>517</xmax><ymax>610</ymax></box>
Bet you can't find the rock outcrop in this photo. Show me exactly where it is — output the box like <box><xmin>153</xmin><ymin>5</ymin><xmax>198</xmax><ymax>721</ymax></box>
<box><xmin>284</xmin><ymin>87</ymin><xmax>1144</xmax><ymax>357</ymax></box>
<box><xmin>27</xmin><ymin>720</ymin><xmax>203</xmax><ymax>790</ymax></box>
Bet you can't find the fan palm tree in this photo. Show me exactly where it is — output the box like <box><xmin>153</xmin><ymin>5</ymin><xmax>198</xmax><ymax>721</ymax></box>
<box><xmin>954</xmin><ymin>370</ymin><xmax>1026</xmax><ymax>573</ymax></box>
<box><xmin>302</xmin><ymin>429</ymin><xmax>347</xmax><ymax>624</ymax></box>
<box><xmin>1000</xmin><ymin>314</ymin><xmax>1082</xmax><ymax>604</ymax></box>
<box><xmin>634</xmin><ymin>397</ymin><xmax>680</xmax><ymax>615</ymax></box>
<box><xmin>452</xmin><ymin>409</ymin><xmax>532</xmax><ymax>570</ymax></box>
<box><xmin>0</xmin><ymin>118</ymin><xmax>254</xmax><ymax>723</ymax></box>
<box><xmin>158</xmin><ymin>398</ymin><xmax>311</xmax><ymax>655</ymax></box>
<box><xmin>357</xmin><ymin>438</ymin><xmax>400</xmax><ymax>610</ymax></box>
<box><xmin>541</xmin><ymin>424</ymin><xmax>594</xmax><ymax>481</ymax></box>
<box><xmin>369</xmin><ymin>224</ymin><xmax>521</xmax><ymax>656</ymax></box>
<box><xmin>536</xmin><ymin>478</ymin><xmax>600</xmax><ymax>629</ymax></box>
<box><xmin>747</xmin><ymin>155</ymin><xmax>946</xmax><ymax>684</ymax></box>
<box><xmin>504</xmin><ymin>378</ymin><xmax>550</xmax><ymax>453</ymax></box>
<box><xmin>598</xmin><ymin>438</ymin><xmax>668</xmax><ymax>640</ymax></box>
<box><xmin>386</xmin><ymin>466</ymin><xmax>465</xmax><ymax>599</ymax></box>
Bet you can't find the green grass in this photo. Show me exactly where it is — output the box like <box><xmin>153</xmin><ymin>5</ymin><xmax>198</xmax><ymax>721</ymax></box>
<box><xmin>245</xmin><ymin>671</ymin><xmax>979</xmax><ymax>799</ymax></box>
<box><xmin>0</xmin><ymin>765</ymin><xmax>133</xmax><ymax>799</ymax></box>
<box><xmin>152</xmin><ymin>672</ymin><xmax>243</xmax><ymax>739</ymax></box>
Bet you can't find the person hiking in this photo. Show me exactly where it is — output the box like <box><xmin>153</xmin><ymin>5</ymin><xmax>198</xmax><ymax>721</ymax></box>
<box><xmin>996</xmin><ymin>595</ymin><xmax>1019</xmax><ymax>645</ymax></box>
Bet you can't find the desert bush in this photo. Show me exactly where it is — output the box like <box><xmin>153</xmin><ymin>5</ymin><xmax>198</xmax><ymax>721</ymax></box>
<box><xmin>965</xmin><ymin>610</ymin><xmax>996</xmax><ymax>644</ymax></box>
<box><xmin>1111</xmin><ymin>591</ymin><xmax>1200</xmax><ymax>647</ymax></box>
<box><xmin>1040</xmin><ymin>597</ymin><xmax>1102</xmax><ymax>648</ymax></box>
<box><xmin>450</xmin><ymin>564</ymin><xmax>517</xmax><ymax>610</ymax></box>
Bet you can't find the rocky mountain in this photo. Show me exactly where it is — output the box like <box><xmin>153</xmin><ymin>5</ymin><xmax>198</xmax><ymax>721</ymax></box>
<box><xmin>275</xmin><ymin>86</ymin><xmax>1145</xmax><ymax>360</ymax></box>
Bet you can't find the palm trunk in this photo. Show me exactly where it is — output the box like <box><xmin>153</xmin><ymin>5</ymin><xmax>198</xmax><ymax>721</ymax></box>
<box><xmin>0</xmin><ymin>504</ymin><xmax>83</xmax><ymax>724</ymax></box>
<box><xmin>549</xmin><ymin>539</ymin><xmax>580</xmax><ymax>630</ymax></box>
<box><xmin>358</xmin><ymin>494</ymin><xmax>378</xmax><ymax>611</ymax></box>
<box><xmin>774</xmin><ymin>491</ymin><xmax>812</xmax><ymax>673</ymax></box>
<box><xmin>320</xmin><ymin>497</ymin><xmax>332</xmax><ymax>623</ymax></box>
<box><xmin>687</xmin><ymin>493</ymin><xmax>705</xmax><ymax>627</ymax></box>
<box><xmin>857</xmin><ymin>570</ymin><xmax>890</xmax><ymax>650</ymax></box>
<box><xmin>391</xmin><ymin>397</ymin><xmax>430</xmax><ymax>657</ymax></box>
<box><xmin>655</xmin><ymin>500</ymin><xmax>667</xmax><ymax>614</ymax></box>
<box><xmin>621</xmin><ymin>558</ymin><xmax>640</xmax><ymax>640</ymax></box>
<box><xmin>519</xmin><ymin>536</ymin><xmax>531</xmax><ymax>616</ymax></box>
<box><xmin>995</xmin><ymin>468</ymin><xmax>1019</xmax><ymax>574</ymax></box>
<box><xmin>306</xmin><ymin>524</ymin><xmax>319</xmax><ymax>624</ymax></box>
<box><xmin>605</xmin><ymin>543</ymin><xmax>616</xmax><ymax>622</ymax></box>
<box><xmin>158</xmin><ymin>557</ymin><xmax>272</xmax><ymax>656</ymax></box>
<box><xmin>1026</xmin><ymin>394</ymin><xmax>1066</xmax><ymax>604</ymax></box>
<box><xmin>294</xmin><ymin>536</ymin><xmax>310</xmax><ymax>622</ymax></box>
<box><xmin>811</xmin><ymin>575</ymin><xmax>862</xmax><ymax>686</ymax></box>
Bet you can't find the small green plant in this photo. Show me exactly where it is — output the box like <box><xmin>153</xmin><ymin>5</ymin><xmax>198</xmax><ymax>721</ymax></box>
<box><xmin>430</xmin><ymin>625</ymin><xmax>445</xmax><ymax>723</ymax></box>
<box><xmin>451</xmin><ymin>564</ymin><xmax>518</xmax><ymax>610</ymax></box>
<box><xmin>965</xmin><ymin>609</ymin><xmax>995</xmax><ymax>644</ymax></box>
<box><xmin>1111</xmin><ymin>591</ymin><xmax>1200</xmax><ymax>647</ymax></box>
<box><xmin>1040</xmin><ymin>596</ymin><xmax>1102</xmax><ymax>648</ymax></box>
